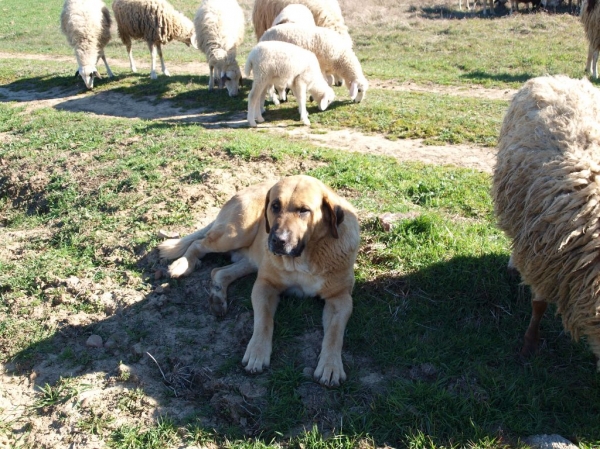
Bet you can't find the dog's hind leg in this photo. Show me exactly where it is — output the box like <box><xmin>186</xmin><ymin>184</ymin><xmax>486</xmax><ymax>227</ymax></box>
<box><xmin>209</xmin><ymin>257</ymin><xmax>257</xmax><ymax>316</ymax></box>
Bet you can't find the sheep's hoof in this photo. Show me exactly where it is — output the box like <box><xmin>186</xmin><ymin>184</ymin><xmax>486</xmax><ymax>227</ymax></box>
<box><xmin>256</xmin><ymin>116</ymin><xmax>265</xmax><ymax>123</ymax></box>
<box><xmin>150</xmin><ymin>71</ymin><xmax>158</xmax><ymax>80</ymax></box>
<box><xmin>163</xmin><ymin>69</ymin><xmax>171</xmax><ymax>77</ymax></box>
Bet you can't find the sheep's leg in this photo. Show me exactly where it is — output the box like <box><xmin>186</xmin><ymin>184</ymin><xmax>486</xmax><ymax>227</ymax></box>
<box><xmin>98</xmin><ymin>51</ymin><xmax>114</xmax><ymax>78</ymax></box>
<box><xmin>247</xmin><ymin>84</ymin><xmax>263</xmax><ymax>127</ymax></box>
<box><xmin>148</xmin><ymin>43</ymin><xmax>158</xmax><ymax>79</ymax></box>
<box><xmin>593</xmin><ymin>50</ymin><xmax>599</xmax><ymax>79</ymax></box>
<box><xmin>125</xmin><ymin>41</ymin><xmax>137</xmax><ymax>73</ymax></box>
<box><xmin>521</xmin><ymin>293</ymin><xmax>547</xmax><ymax>357</ymax></box>
<box><xmin>156</xmin><ymin>44</ymin><xmax>169</xmax><ymax>77</ymax></box>
<box><xmin>257</xmin><ymin>86</ymin><xmax>268</xmax><ymax>121</ymax></box>
<box><xmin>267</xmin><ymin>85</ymin><xmax>280</xmax><ymax>105</ymax></box>
<box><xmin>208</xmin><ymin>65</ymin><xmax>215</xmax><ymax>90</ymax></box>
<box><xmin>293</xmin><ymin>83</ymin><xmax>310</xmax><ymax>126</ymax></box>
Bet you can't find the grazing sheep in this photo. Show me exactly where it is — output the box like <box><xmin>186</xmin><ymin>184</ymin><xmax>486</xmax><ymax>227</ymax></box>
<box><xmin>492</xmin><ymin>75</ymin><xmax>600</xmax><ymax>368</ymax></box>
<box><xmin>252</xmin><ymin>0</ymin><xmax>352</xmax><ymax>47</ymax></box>
<box><xmin>245</xmin><ymin>41</ymin><xmax>335</xmax><ymax>127</ymax></box>
<box><xmin>272</xmin><ymin>3</ymin><xmax>316</xmax><ymax>26</ymax></box>
<box><xmin>259</xmin><ymin>23</ymin><xmax>368</xmax><ymax>102</ymax></box>
<box><xmin>458</xmin><ymin>0</ymin><xmax>495</xmax><ymax>15</ymax></box>
<box><xmin>267</xmin><ymin>4</ymin><xmax>317</xmax><ymax>104</ymax></box>
<box><xmin>60</xmin><ymin>0</ymin><xmax>114</xmax><ymax>89</ymax></box>
<box><xmin>194</xmin><ymin>0</ymin><xmax>245</xmax><ymax>97</ymax></box>
<box><xmin>112</xmin><ymin>0</ymin><xmax>197</xmax><ymax>79</ymax></box>
<box><xmin>581</xmin><ymin>0</ymin><xmax>599</xmax><ymax>78</ymax></box>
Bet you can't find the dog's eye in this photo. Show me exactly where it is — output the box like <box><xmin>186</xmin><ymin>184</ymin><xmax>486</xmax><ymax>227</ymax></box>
<box><xmin>271</xmin><ymin>202</ymin><xmax>281</xmax><ymax>213</ymax></box>
<box><xmin>298</xmin><ymin>207</ymin><xmax>310</xmax><ymax>216</ymax></box>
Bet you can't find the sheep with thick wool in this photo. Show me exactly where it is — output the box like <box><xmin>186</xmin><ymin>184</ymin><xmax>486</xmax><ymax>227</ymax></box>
<box><xmin>60</xmin><ymin>0</ymin><xmax>114</xmax><ymax>89</ymax></box>
<box><xmin>581</xmin><ymin>0</ymin><xmax>600</xmax><ymax>79</ymax></box>
<box><xmin>194</xmin><ymin>0</ymin><xmax>245</xmax><ymax>97</ymax></box>
<box><xmin>492</xmin><ymin>75</ymin><xmax>600</xmax><ymax>368</ymax></box>
<box><xmin>112</xmin><ymin>0</ymin><xmax>197</xmax><ymax>79</ymax></box>
<box><xmin>266</xmin><ymin>4</ymin><xmax>316</xmax><ymax>105</ymax></box>
<box><xmin>259</xmin><ymin>23</ymin><xmax>368</xmax><ymax>102</ymax></box>
<box><xmin>245</xmin><ymin>41</ymin><xmax>334</xmax><ymax>127</ymax></box>
<box><xmin>252</xmin><ymin>0</ymin><xmax>352</xmax><ymax>47</ymax></box>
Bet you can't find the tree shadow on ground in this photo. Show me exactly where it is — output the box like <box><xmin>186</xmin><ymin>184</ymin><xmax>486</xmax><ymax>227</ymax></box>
<box><xmin>8</xmin><ymin>244</ymin><xmax>600</xmax><ymax>446</ymax></box>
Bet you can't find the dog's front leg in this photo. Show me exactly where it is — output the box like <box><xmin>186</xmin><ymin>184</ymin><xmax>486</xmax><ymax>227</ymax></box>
<box><xmin>242</xmin><ymin>278</ymin><xmax>280</xmax><ymax>373</ymax></box>
<box><xmin>314</xmin><ymin>293</ymin><xmax>353</xmax><ymax>387</ymax></box>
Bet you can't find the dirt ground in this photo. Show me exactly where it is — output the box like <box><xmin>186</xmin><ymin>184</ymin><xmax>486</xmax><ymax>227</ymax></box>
<box><xmin>0</xmin><ymin>2</ymin><xmax>510</xmax><ymax>445</ymax></box>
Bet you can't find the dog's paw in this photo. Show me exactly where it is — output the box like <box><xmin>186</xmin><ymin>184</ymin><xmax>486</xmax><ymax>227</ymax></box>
<box><xmin>208</xmin><ymin>286</ymin><xmax>228</xmax><ymax>316</ymax></box>
<box><xmin>168</xmin><ymin>257</ymin><xmax>198</xmax><ymax>278</ymax></box>
<box><xmin>314</xmin><ymin>355</ymin><xmax>346</xmax><ymax>387</ymax></box>
<box><xmin>242</xmin><ymin>338</ymin><xmax>272</xmax><ymax>374</ymax></box>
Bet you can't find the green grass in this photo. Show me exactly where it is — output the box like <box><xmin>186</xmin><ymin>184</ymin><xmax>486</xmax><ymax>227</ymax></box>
<box><xmin>3</xmin><ymin>0</ymin><xmax>600</xmax><ymax>448</ymax></box>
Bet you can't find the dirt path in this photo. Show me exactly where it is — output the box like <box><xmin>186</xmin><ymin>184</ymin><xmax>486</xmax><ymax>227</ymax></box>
<box><xmin>0</xmin><ymin>51</ymin><xmax>500</xmax><ymax>173</ymax></box>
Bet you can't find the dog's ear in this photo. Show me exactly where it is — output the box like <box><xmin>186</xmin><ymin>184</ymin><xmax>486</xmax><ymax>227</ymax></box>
<box><xmin>264</xmin><ymin>187</ymin><xmax>271</xmax><ymax>233</ymax></box>
<box><xmin>322</xmin><ymin>193</ymin><xmax>344</xmax><ymax>239</ymax></box>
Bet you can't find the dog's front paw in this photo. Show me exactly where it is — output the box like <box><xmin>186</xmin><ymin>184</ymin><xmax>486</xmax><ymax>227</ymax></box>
<box><xmin>208</xmin><ymin>284</ymin><xmax>228</xmax><ymax>316</ymax></box>
<box><xmin>168</xmin><ymin>257</ymin><xmax>198</xmax><ymax>278</ymax></box>
<box><xmin>242</xmin><ymin>337</ymin><xmax>272</xmax><ymax>373</ymax></box>
<box><xmin>314</xmin><ymin>354</ymin><xmax>346</xmax><ymax>387</ymax></box>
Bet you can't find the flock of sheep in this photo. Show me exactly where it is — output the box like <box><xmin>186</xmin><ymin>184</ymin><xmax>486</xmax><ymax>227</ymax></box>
<box><xmin>59</xmin><ymin>0</ymin><xmax>600</xmax><ymax>375</ymax></box>
<box><xmin>59</xmin><ymin>0</ymin><xmax>368</xmax><ymax>126</ymax></box>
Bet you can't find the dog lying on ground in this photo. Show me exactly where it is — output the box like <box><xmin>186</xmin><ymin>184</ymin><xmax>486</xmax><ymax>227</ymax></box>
<box><xmin>157</xmin><ymin>175</ymin><xmax>360</xmax><ymax>386</ymax></box>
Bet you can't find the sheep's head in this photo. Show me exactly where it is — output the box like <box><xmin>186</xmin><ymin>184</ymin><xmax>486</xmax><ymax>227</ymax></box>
<box><xmin>77</xmin><ymin>65</ymin><xmax>101</xmax><ymax>89</ymax></box>
<box><xmin>313</xmin><ymin>85</ymin><xmax>335</xmax><ymax>112</ymax></box>
<box><xmin>219</xmin><ymin>65</ymin><xmax>242</xmax><ymax>97</ymax></box>
<box><xmin>349</xmin><ymin>78</ymin><xmax>368</xmax><ymax>103</ymax></box>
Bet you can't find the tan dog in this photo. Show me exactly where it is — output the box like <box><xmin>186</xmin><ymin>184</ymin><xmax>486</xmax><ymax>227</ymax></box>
<box><xmin>158</xmin><ymin>175</ymin><xmax>360</xmax><ymax>386</ymax></box>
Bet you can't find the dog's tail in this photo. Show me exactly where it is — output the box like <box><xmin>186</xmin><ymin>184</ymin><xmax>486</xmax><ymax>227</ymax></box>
<box><xmin>157</xmin><ymin>222</ymin><xmax>213</xmax><ymax>260</ymax></box>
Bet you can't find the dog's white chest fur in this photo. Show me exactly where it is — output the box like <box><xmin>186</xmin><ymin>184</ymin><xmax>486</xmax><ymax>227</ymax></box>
<box><xmin>279</xmin><ymin>256</ymin><xmax>324</xmax><ymax>297</ymax></box>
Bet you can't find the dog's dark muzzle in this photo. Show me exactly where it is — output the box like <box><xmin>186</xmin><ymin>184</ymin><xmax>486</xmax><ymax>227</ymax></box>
<box><xmin>268</xmin><ymin>230</ymin><xmax>304</xmax><ymax>257</ymax></box>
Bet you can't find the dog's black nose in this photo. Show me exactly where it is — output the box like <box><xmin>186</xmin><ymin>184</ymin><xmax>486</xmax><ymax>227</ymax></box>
<box><xmin>268</xmin><ymin>232</ymin><xmax>287</xmax><ymax>255</ymax></box>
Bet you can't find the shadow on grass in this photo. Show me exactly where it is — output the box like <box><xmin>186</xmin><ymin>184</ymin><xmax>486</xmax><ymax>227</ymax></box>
<box><xmin>460</xmin><ymin>70</ymin><xmax>535</xmax><ymax>84</ymax></box>
<box><xmin>417</xmin><ymin>3</ymin><xmax>579</xmax><ymax>20</ymax></box>
<box><xmin>8</xmin><ymin>246</ymin><xmax>600</xmax><ymax>446</ymax></box>
<box><xmin>0</xmin><ymin>72</ymin><xmax>345</xmax><ymax>129</ymax></box>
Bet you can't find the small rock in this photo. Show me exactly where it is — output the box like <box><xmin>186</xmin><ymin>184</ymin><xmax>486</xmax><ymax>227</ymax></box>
<box><xmin>158</xmin><ymin>229</ymin><xmax>180</xmax><ymax>239</ymax></box>
<box><xmin>101</xmin><ymin>292</ymin><xmax>114</xmax><ymax>302</ymax></box>
<box><xmin>86</xmin><ymin>335</ymin><xmax>103</xmax><ymax>348</ymax></box>
<box><xmin>132</xmin><ymin>343</ymin><xmax>143</xmax><ymax>356</ymax></box>
<box><xmin>378</xmin><ymin>212</ymin><xmax>420</xmax><ymax>232</ymax></box>
<box><xmin>154</xmin><ymin>270</ymin><xmax>163</xmax><ymax>280</ymax></box>
<box><xmin>523</xmin><ymin>434</ymin><xmax>577</xmax><ymax>449</ymax></box>
<box><xmin>302</xmin><ymin>367</ymin><xmax>314</xmax><ymax>379</ymax></box>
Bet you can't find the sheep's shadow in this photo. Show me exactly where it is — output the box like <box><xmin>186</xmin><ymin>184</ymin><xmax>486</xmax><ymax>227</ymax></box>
<box><xmin>459</xmin><ymin>70</ymin><xmax>535</xmax><ymax>84</ymax></box>
<box><xmin>8</xmin><ymin>241</ymin><xmax>600</xmax><ymax>444</ymax></box>
<box><xmin>417</xmin><ymin>3</ymin><xmax>511</xmax><ymax>20</ymax></box>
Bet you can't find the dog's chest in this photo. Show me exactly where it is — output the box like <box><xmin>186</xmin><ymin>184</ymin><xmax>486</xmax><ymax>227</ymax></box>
<box><xmin>279</xmin><ymin>257</ymin><xmax>324</xmax><ymax>297</ymax></box>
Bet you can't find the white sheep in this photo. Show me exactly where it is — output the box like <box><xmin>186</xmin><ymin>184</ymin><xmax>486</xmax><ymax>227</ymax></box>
<box><xmin>581</xmin><ymin>0</ymin><xmax>599</xmax><ymax>78</ymax></box>
<box><xmin>60</xmin><ymin>0</ymin><xmax>114</xmax><ymax>89</ymax></box>
<box><xmin>267</xmin><ymin>4</ymin><xmax>317</xmax><ymax>105</ymax></box>
<box><xmin>252</xmin><ymin>0</ymin><xmax>352</xmax><ymax>47</ymax></box>
<box><xmin>272</xmin><ymin>3</ymin><xmax>316</xmax><ymax>27</ymax></box>
<box><xmin>112</xmin><ymin>0</ymin><xmax>197</xmax><ymax>80</ymax></box>
<box><xmin>492</xmin><ymin>75</ymin><xmax>600</xmax><ymax>368</ymax></box>
<box><xmin>458</xmin><ymin>0</ymin><xmax>495</xmax><ymax>14</ymax></box>
<box><xmin>245</xmin><ymin>41</ymin><xmax>335</xmax><ymax>127</ymax></box>
<box><xmin>259</xmin><ymin>23</ymin><xmax>368</xmax><ymax>102</ymax></box>
<box><xmin>194</xmin><ymin>0</ymin><xmax>245</xmax><ymax>97</ymax></box>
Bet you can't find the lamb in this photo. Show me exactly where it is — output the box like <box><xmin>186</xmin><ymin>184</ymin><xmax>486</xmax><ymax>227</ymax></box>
<box><xmin>112</xmin><ymin>0</ymin><xmax>197</xmax><ymax>80</ymax></box>
<box><xmin>458</xmin><ymin>0</ymin><xmax>495</xmax><ymax>15</ymax></box>
<box><xmin>252</xmin><ymin>0</ymin><xmax>352</xmax><ymax>48</ymax></box>
<box><xmin>267</xmin><ymin>4</ymin><xmax>317</xmax><ymax>105</ymax></box>
<box><xmin>259</xmin><ymin>23</ymin><xmax>368</xmax><ymax>102</ymax></box>
<box><xmin>194</xmin><ymin>0</ymin><xmax>245</xmax><ymax>97</ymax></box>
<box><xmin>492</xmin><ymin>75</ymin><xmax>600</xmax><ymax>368</ymax></box>
<box><xmin>581</xmin><ymin>0</ymin><xmax>599</xmax><ymax>78</ymax></box>
<box><xmin>60</xmin><ymin>0</ymin><xmax>114</xmax><ymax>89</ymax></box>
<box><xmin>245</xmin><ymin>41</ymin><xmax>335</xmax><ymax>127</ymax></box>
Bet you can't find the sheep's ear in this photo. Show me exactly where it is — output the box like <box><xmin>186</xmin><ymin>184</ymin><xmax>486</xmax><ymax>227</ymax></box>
<box><xmin>349</xmin><ymin>81</ymin><xmax>358</xmax><ymax>100</ymax></box>
<box><xmin>74</xmin><ymin>70</ymin><xmax>80</xmax><ymax>77</ymax></box>
<box><xmin>93</xmin><ymin>71</ymin><xmax>101</xmax><ymax>79</ymax></box>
